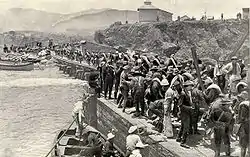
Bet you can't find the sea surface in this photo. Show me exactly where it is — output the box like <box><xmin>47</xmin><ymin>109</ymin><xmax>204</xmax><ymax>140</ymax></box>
<box><xmin>0</xmin><ymin>66</ymin><xmax>86</xmax><ymax>157</ymax></box>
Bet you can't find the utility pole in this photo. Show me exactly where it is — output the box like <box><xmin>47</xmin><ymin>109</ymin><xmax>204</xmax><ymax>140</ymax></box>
<box><xmin>125</xmin><ymin>10</ymin><xmax>128</xmax><ymax>24</ymax></box>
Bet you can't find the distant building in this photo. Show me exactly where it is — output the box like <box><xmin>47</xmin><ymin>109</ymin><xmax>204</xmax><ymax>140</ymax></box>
<box><xmin>180</xmin><ymin>15</ymin><xmax>191</xmax><ymax>21</ymax></box>
<box><xmin>137</xmin><ymin>0</ymin><xmax>172</xmax><ymax>23</ymax></box>
<box><xmin>242</xmin><ymin>8</ymin><xmax>250</xmax><ymax>19</ymax></box>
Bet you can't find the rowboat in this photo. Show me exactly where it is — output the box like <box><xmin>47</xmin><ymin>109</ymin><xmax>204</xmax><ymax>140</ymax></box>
<box><xmin>0</xmin><ymin>60</ymin><xmax>34</xmax><ymax>71</ymax></box>
<box><xmin>51</xmin><ymin>125</ymin><xmax>124</xmax><ymax>157</ymax></box>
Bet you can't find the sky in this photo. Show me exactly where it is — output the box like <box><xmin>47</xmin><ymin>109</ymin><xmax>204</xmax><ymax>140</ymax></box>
<box><xmin>0</xmin><ymin>0</ymin><xmax>249</xmax><ymax>19</ymax></box>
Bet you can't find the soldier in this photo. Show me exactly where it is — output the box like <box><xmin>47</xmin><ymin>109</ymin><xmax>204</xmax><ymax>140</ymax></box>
<box><xmin>114</xmin><ymin>63</ymin><xmax>124</xmax><ymax>99</ymax></box>
<box><xmin>208</xmin><ymin>94</ymin><xmax>234</xmax><ymax>157</ymax></box>
<box><xmin>148</xmin><ymin>99</ymin><xmax>165</xmax><ymax>132</ymax></box>
<box><xmin>3</xmin><ymin>44</ymin><xmax>8</xmax><ymax>53</ymax></box>
<box><xmin>222</xmin><ymin>56</ymin><xmax>242</xmax><ymax>96</ymax></box>
<box><xmin>130</xmin><ymin>69</ymin><xmax>146</xmax><ymax>117</ymax></box>
<box><xmin>88</xmin><ymin>72</ymin><xmax>101</xmax><ymax>96</ymax></box>
<box><xmin>102</xmin><ymin>132</ymin><xmax>116</xmax><ymax>157</ymax></box>
<box><xmin>214</xmin><ymin>72</ymin><xmax>226</xmax><ymax>94</ymax></box>
<box><xmin>163</xmin><ymin>78</ymin><xmax>175</xmax><ymax>138</ymax></box>
<box><xmin>237</xmin><ymin>100</ymin><xmax>249</xmax><ymax>157</ymax></box>
<box><xmin>149</xmin><ymin>72</ymin><xmax>163</xmax><ymax>102</ymax></box>
<box><xmin>176</xmin><ymin>80</ymin><xmax>194</xmax><ymax>148</ymax></box>
<box><xmin>236</xmin><ymin>82</ymin><xmax>248</xmax><ymax>94</ymax></box>
<box><xmin>203</xmin><ymin>80</ymin><xmax>222</xmax><ymax>104</ymax></box>
<box><xmin>190</xmin><ymin>83</ymin><xmax>207</xmax><ymax>135</ymax></box>
<box><xmin>103</xmin><ymin>61</ymin><xmax>115</xmax><ymax>99</ymax></box>
<box><xmin>118</xmin><ymin>65</ymin><xmax>131</xmax><ymax>109</ymax></box>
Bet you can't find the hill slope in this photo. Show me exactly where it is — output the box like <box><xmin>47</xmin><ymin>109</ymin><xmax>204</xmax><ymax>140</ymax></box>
<box><xmin>96</xmin><ymin>20</ymin><xmax>249</xmax><ymax>61</ymax></box>
<box><xmin>52</xmin><ymin>9</ymin><xmax>138</xmax><ymax>32</ymax></box>
<box><xmin>1</xmin><ymin>8</ymin><xmax>62</xmax><ymax>31</ymax></box>
<box><xmin>0</xmin><ymin>8</ymin><xmax>138</xmax><ymax>36</ymax></box>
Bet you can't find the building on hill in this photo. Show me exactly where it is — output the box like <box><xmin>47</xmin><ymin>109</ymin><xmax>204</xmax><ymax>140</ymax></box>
<box><xmin>180</xmin><ymin>15</ymin><xmax>191</xmax><ymax>21</ymax></box>
<box><xmin>137</xmin><ymin>0</ymin><xmax>173</xmax><ymax>23</ymax></box>
<box><xmin>242</xmin><ymin>8</ymin><xmax>250</xmax><ymax>19</ymax></box>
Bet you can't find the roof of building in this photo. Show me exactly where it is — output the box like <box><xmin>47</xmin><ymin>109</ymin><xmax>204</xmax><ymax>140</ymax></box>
<box><xmin>180</xmin><ymin>15</ymin><xmax>191</xmax><ymax>20</ymax></box>
<box><xmin>138</xmin><ymin>0</ymin><xmax>159</xmax><ymax>10</ymax></box>
<box><xmin>243</xmin><ymin>8</ymin><xmax>250</xmax><ymax>11</ymax></box>
<box><xmin>158</xmin><ymin>9</ymin><xmax>173</xmax><ymax>15</ymax></box>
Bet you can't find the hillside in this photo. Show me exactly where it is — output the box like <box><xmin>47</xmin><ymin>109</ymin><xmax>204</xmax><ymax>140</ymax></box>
<box><xmin>1</xmin><ymin>8</ymin><xmax>62</xmax><ymax>31</ymax></box>
<box><xmin>52</xmin><ymin>9</ymin><xmax>138</xmax><ymax>32</ymax></box>
<box><xmin>96</xmin><ymin>19</ymin><xmax>249</xmax><ymax>61</ymax></box>
<box><xmin>0</xmin><ymin>8</ymin><xmax>138</xmax><ymax>36</ymax></box>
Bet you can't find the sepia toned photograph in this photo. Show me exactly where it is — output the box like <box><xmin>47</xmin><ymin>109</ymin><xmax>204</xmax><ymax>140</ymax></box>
<box><xmin>0</xmin><ymin>0</ymin><xmax>249</xmax><ymax>157</ymax></box>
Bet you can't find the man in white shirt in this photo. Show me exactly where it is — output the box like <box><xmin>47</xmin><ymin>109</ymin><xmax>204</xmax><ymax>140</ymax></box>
<box><xmin>126</xmin><ymin>126</ymin><xmax>142</xmax><ymax>157</ymax></box>
<box><xmin>222</xmin><ymin>56</ymin><xmax>241</xmax><ymax>95</ymax></box>
<box><xmin>129</xmin><ymin>142</ymin><xmax>148</xmax><ymax>157</ymax></box>
<box><xmin>72</xmin><ymin>101</ymin><xmax>85</xmax><ymax>137</ymax></box>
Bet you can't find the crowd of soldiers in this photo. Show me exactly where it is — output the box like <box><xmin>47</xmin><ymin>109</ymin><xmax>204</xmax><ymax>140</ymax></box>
<box><xmin>57</xmin><ymin>44</ymin><xmax>249</xmax><ymax>157</ymax></box>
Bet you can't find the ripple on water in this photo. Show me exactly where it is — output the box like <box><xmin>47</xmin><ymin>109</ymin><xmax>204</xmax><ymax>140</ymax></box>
<box><xmin>0</xmin><ymin>68</ymin><xmax>86</xmax><ymax>157</ymax></box>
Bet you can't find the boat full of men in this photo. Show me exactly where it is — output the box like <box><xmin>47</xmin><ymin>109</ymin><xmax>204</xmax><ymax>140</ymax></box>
<box><xmin>3</xmin><ymin>42</ymin><xmax>249</xmax><ymax>157</ymax></box>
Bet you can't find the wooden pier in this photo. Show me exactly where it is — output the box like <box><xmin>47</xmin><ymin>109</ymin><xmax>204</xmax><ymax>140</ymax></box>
<box><xmin>53</xmin><ymin>55</ymin><xmax>242</xmax><ymax>157</ymax></box>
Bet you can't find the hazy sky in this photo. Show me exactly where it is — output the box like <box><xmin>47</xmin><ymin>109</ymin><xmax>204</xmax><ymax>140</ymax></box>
<box><xmin>0</xmin><ymin>0</ymin><xmax>249</xmax><ymax>18</ymax></box>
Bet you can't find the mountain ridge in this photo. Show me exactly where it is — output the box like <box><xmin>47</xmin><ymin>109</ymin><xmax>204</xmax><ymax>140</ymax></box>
<box><xmin>0</xmin><ymin>7</ymin><xmax>138</xmax><ymax>36</ymax></box>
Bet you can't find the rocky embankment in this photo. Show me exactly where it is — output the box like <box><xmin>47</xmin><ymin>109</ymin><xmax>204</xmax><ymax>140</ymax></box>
<box><xmin>95</xmin><ymin>20</ymin><xmax>249</xmax><ymax>61</ymax></box>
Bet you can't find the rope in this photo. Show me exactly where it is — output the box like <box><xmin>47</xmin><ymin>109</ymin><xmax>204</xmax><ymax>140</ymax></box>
<box><xmin>44</xmin><ymin>117</ymin><xmax>76</xmax><ymax>157</ymax></box>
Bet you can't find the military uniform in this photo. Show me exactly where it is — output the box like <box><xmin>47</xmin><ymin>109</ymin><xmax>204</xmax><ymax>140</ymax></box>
<box><xmin>114</xmin><ymin>66</ymin><xmax>123</xmax><ymax>99</ymax></box>
<box><xmin>176</xmin><ymin>91</ymin><xmax>193</xmax><ymax>145</ymax></box>
<box><xmin>130</xmin><ymin>72</ymin><xmax>146</xmax><ymax>116</ymax></box>
<box><xmin>237</xmin><ymin>101</ymin><xmax>250</xmax><ymax>157</ymax></box>
<box><xmin>209</xmin><ymin>96</ymin><xmax>233</xmax><ymax>157</ymax></box>
<box><xmin>190</xmin><ymin>87</ymin><xmax>207</xmax><ymax>134</ymax></box>
<box><xmin>150</xmin><ymin>77</ymin><xmax>163</xmax><ymax>102</ymax></box>
<box><xmin>103</xmin><ymin>65</ymin><xmax>115</xmax><ymax>99</ymax></box>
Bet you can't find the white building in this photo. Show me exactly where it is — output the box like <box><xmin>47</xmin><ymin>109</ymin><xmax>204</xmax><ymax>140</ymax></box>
<box><xmin>242</xmin><ymin>8</ymin><xmax>250</xmax><ymax>19</ymax></box>
<box><xmin>137</xmin><ymin>0</ymin><xmax>173</xmax><ymax>23</ymax></box>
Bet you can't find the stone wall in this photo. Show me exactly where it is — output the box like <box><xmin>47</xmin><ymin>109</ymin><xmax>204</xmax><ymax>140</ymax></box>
<box><xmin>84</xmin><ymin>98</ymin><xmax>178</xmax><ymax>157</ymax></box>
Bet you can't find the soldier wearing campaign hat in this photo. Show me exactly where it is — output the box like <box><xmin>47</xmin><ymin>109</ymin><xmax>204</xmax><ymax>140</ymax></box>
<box><xmin>176</xmin><ymin>80</ymin><xmax>195</xmax><ymax>148</ymax></box>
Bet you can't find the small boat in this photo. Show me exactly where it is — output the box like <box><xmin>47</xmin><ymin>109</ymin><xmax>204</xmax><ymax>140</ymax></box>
<box><xmin>0</xmin><ymin>60</ymin><xmax>34</xmax><ymax>71</ymax></box>
<box><xmin>25</xmin><ymin>57</ymin><xmax>42</xmax><ymax>63</ymax></box>
<box><xmin>51</xmin><ymin>125</ymin><xmax>124</xmax><ymax>157</ymax></box>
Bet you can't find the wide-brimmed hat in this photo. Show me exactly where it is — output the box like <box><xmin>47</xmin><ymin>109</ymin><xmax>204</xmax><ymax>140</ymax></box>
<box><xmin>160</xmin><ymin>79</ymin><xmax>169</xmax><ymax>86</ymax></box>
<box><xmin>107</xmin><ymin>133</ymin><xmax>115</xmax><ymax>140</ymax></box>
<box><xmin>221</xmin><ymin>99</ymin><xmax>233</xmax><ymax>105</ymax></box>
<box><xmin>183</xmin><ymin>80</ymin><xmax>194</xmax><ymax>86</ymax></box>
<box><xmin>128</xmin><ymin>126</ymin><xmax>138</xmax><ymax>134</ymax></box>
<box><xmin>237</xmin><ymin>91</ymin><xmax>248</xmax><ymax>100</ymax></box>
<box><xmin>203</xmin><ymin>78</ymin><xmax>213</xmax><ymax>86</ymax></box>
<box><xmin>231</xmin><ymin>56</ymin><xmax>238</xmax><ymax>60</ymax></box>
<box><xmin>236</xmin><ymin>82</ymin><xmax>248</xmax><ymax>91</ymax></box>
<box><xmin>123</xmin><ymin>65</ymin><xmax>130</xmax><ymax>70</ymax></box>
<box><xmin>216</xmin><ymin>72</ymin><xmax>223</xmax><ymax>76</ymax></box>
<box><xmin>173</xmin><ymin>68</ymin><xmax>179</xmax><ymax>74</ymax></box>
<box><xmin>137</xmin><ymin>59</ymin><xmax>142</xmax><ymax>63</ymax></box>
<box><xmin>135</xmin><ymin>142</ymin><xmax>148</xmax><ymax>148</ymax></box>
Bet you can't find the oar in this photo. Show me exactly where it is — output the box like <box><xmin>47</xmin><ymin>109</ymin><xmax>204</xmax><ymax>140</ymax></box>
<box><xmin>44</xmin><ymin>117</ymin><xmax>76</xmax><ymax>157</ymax></box>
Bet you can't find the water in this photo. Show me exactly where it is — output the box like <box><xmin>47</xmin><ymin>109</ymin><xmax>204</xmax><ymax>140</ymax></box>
<box><xmin>0</xmin><ymin>66</ymin><xmax>86</xmax><ymax>157</ymax></box>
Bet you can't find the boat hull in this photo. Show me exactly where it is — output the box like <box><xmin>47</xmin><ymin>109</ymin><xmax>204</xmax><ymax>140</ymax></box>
<box><xmin>51</xmin><ymin>125</ymin><xmax>123</xmax><ymax>157</ymax></box>
<box><xmin>0</xmin><ymin>61</ymin><xmax>34</xmax><ymax>71</ymax></box>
